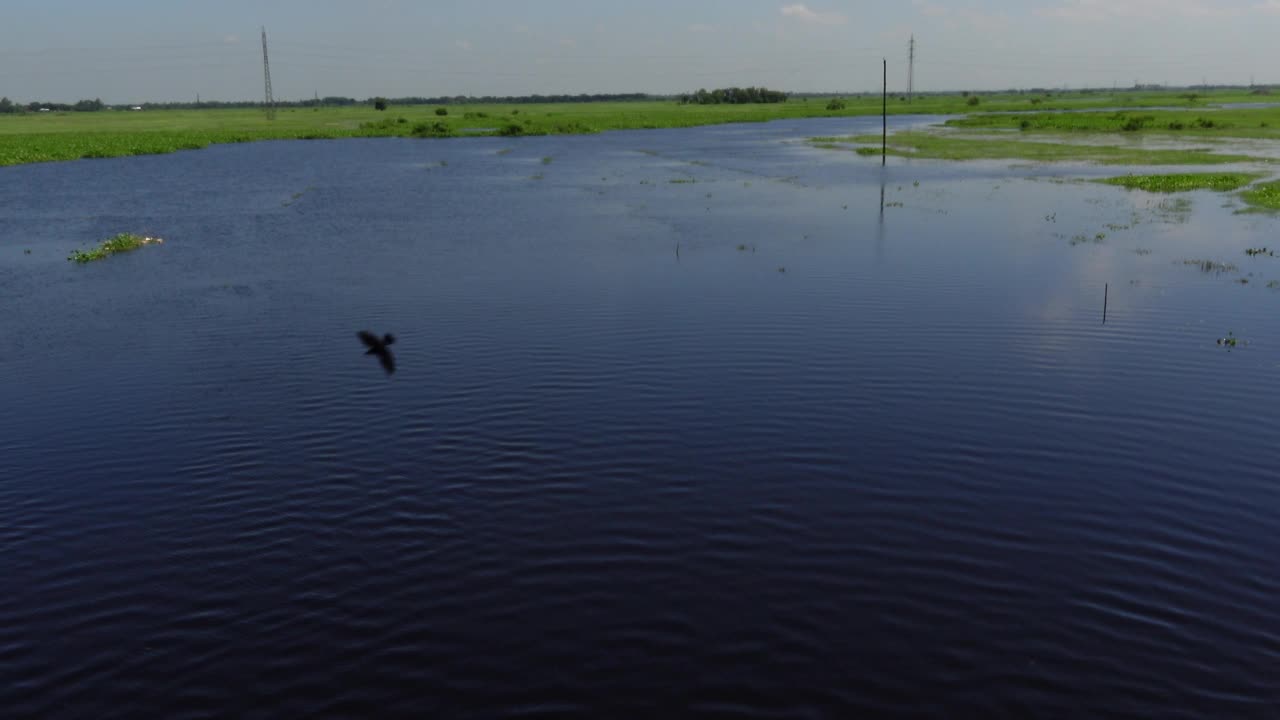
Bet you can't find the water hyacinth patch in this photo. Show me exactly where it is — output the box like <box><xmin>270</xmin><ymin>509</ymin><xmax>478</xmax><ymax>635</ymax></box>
<box><xmin>67</xmin><ymin>233</ymin><xmax>164</xmax><ymax>263</ymax></box>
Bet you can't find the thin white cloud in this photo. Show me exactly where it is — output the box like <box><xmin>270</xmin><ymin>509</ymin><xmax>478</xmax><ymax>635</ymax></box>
<box><xmin>222</xmin><ymin>35</ymin><xmax>240</xmax><ymax>45</ymax></box>
<box><xmin>1256</xmin><ymin>0</ymin><xmax>1280</xmax><ymax>13</ymax></box>
<box><xmin>956</xmin><ymin>9</ymin><xmax>1012</xmax><ymax>32</ymax></box>
<box><xmin>1039</xmin><ymin>0</ymin><xmax>1239</xmax><ymax>21</ymax></box>
<box><xmin>780</xmin><ymin>4</ymin><xmax>848</xmax><ymax>26</ymax></box>
<box><xmin>455</xmin><ymin>39</ymin><xmax>472</xmax><ymax>51</ymax></box>
<box><xmin>687</xmin><ymin>23</ymin><xmax>719</xmax><ymax>33</ymax></box>
<box><xmin>911</xmin><ymin>0</ymin><xmax>949</xmax><ymax>17</ymax></box>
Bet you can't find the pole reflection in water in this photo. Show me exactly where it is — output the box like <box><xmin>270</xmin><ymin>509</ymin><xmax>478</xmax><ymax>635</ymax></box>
<box><xmin>876</xmin><ymin>167</ymin><xmax>887</xmax><ymax>263</ymax></box>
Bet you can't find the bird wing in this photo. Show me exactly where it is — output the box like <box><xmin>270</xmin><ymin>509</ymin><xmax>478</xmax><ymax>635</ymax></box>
<box><xmin>379</xmin><ymin>350</ymin><xmax>396</xmax><ymax>375</ymax></box>
<box><xmin>357</xmin><ymin>330</ymin><xmax>379</xmax><ymax>349</ymax></box>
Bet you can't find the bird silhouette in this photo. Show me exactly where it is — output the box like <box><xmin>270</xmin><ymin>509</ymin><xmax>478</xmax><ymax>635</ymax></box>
<box><xmin>357</xmin><ymin>331</ymin><xmax>396</xmax><ymax>375</ymax></box>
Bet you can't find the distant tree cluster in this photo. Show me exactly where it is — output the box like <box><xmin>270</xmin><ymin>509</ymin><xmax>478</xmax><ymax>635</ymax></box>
<box><xmin>677</xmin><ymin>87</ymin><xmax>789</xmax><ymax>105</ymax></box>
<box><xmin>0</xmin><ymin>97</ymin><xmax>104</xmax><ymax>113</ymax></box>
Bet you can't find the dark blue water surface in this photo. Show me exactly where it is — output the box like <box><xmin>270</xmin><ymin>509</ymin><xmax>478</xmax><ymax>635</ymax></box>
<box><xmin>2</xmin><ymin>116</ymin><xmax>1278</xmax><ymax>718</ymax></box>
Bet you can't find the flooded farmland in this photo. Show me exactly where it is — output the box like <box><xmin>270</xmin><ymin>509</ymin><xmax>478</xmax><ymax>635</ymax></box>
<box><xmin>2</xmin><ymin>116</ymin><xmax>1278</xmax><ymax>717</ymax></box>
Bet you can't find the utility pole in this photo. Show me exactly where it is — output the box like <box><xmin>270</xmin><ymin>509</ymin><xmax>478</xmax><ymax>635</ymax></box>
<box><xmin>882</xmin><ymin>58</ymin><xmax>887</xmax><ymax>167</ymax></box>
<box><xmin>261</xmin><ymin>26</ymin><xmax>276</xmax><ymax>120</ymax></box>
<box><xmin>907</xmin><ymin>35</ymin><xmax>915</xmax><ymax>104</ymax></box>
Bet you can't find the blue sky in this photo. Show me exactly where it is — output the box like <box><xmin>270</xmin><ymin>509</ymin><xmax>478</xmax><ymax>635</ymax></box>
<box><xmin>2</xmin><ymin>0</ymin><xmax>1278</xmax><ymax>102</ymax></box>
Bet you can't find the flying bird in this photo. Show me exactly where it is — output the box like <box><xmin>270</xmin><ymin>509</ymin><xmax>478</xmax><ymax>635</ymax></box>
<box><xmin>357</xmin><ymin>331</ymin><xmax>396</xmax><ymax>375</ymax></box>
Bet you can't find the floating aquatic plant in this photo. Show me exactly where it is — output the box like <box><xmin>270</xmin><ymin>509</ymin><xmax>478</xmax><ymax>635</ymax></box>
<box><xmin>68</xmin><ymin>233</ymin><xmax>163</xmax><ymax>263</ymax></box>
<box><xmin>1217</xmin><ymin>332</ymin><xmax>1245</xmax><ymax>348</ymax></box>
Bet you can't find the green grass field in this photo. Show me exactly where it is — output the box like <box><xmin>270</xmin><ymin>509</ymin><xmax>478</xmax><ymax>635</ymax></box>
<box><xmin>946</xmin><ymin>105</ymin><xmax>1280</xmax><ymax>138</ymax></box>
<box><xmin>1</xmin><ymin>88</ymin><xmax>1275</xmax><ymax>168</ymax></box>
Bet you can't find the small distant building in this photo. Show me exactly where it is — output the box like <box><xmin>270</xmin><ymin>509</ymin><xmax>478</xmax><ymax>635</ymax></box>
<box><xmin>38</xmin><ymin>108</ymin><xmax>50</xmax><ymax>112</ymax></box>
<box><xmin>130</xmin><ymin>106</ymin><xmax>143</xmax><ymax>111</ymax></box>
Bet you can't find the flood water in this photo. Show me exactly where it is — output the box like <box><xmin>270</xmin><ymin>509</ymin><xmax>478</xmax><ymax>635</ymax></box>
<box><xmin>2</xmin><ymin>116</ymin><xmax>1278</xmax><ymax>717</ymax></box>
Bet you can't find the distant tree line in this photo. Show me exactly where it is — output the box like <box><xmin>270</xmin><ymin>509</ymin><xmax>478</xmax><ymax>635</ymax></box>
<box><xmin>381</xmin><ymin>93</ymin><xmax>650</xmax><ymax>105</ymax></box>
<box><xmin>678</xmin><ymin>87</ymin><xmax>789</xmax><ymax>105</ymax></box>
<box><xmin>0</xmin><ymin>97</ymin><xmax>105</xmax><ymax>113</ymax></box>
<box><xmin>5</xmin><ymin>93</ymin><xmax>656</xmax><ymax>112</ymax></box>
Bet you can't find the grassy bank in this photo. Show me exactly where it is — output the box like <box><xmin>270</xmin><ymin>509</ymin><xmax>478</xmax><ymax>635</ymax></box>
<box><xmin>0</xmin><ymin>88</ymin><xmax>1273</xmax><ymax>167</ymax></box>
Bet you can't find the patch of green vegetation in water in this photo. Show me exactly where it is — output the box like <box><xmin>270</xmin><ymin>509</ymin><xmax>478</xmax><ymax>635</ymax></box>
<box><xmin>67</xmin><ymin>233</ymin><xmax>162</xmax><ymax>263</ymax></box>
<box><xmin>825</xmin><ymin>132</ymin><xmax>1259</xmax><ymax>166</ymax></box>
<box><xmin>1240</xmin><ymin>180</ymin><xmax>1280</xmax><ymax>211</ymax></box>
<box><xmin>1098</xmin><ymin>173</ymin><xmax>1262</xmax><ymax>193</ymax></box>
<box><xmin>1217</xmin><ymin>332</ymin><xmax>1245</xmax><ymax>349</ymax></box>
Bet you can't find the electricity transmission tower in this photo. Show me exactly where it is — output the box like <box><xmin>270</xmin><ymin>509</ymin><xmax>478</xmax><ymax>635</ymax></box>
<box><xmin>907</xmin><ymin>35</ymin><xmax>915</xmax><ymax>104</ymax></box>
<box><xmin>261</xmin><ymin>27</ymin><xmax>276</xmax><ymax>120</ymax></box>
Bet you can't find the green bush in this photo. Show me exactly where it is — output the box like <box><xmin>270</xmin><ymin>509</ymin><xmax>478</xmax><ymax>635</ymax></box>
<box><xmin>410</xmin><ymin>121</ymin><xmax>453</xmax><ymax>138</ymax></box>
<box><xmin>826</xmin><ymin>98</ymin><xmax>847</xmax><ymax>111</ymax></box>
<box><xmin>435</xmin><ymin>107</ymin><xmax>448</xmax><ymax>116</ymax></box>
<box><xmin>966</xmin><ymin>96</ymin><xmax>980</xmax><ymax>107</ymax></box>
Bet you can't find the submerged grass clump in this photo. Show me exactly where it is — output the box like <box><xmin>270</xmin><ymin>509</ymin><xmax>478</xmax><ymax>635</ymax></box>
<box><xmin>1098</xmin><ymin>173</ymin><xmax>1262</xmax><ymax>193</ymax></box>
<box><xmin>67</xmin><ymin>233</ymin><xmax>163</xmax><ymax>263</ymax></box>
<box><xmin>1181</xmin><ymin>259</ymin><xmax>1237</xmax><ymax>274</ymax></box>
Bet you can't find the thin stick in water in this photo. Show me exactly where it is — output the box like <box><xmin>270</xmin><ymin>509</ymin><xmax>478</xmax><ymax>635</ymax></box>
<box><xmin>1103</xmin><ymin>283</ymin><xmax>1109</xmax><ymax>325</ymax></box>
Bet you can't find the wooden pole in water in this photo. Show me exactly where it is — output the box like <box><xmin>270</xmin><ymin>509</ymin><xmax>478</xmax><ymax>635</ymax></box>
<box><xmin>1103</xmin><ymin>283</ymin><xmax>1109</xmax><ymax>325</ymax></box>
<box><xmin>882</xmin><ymin>59</ymin><xmax>888</xmax><ymax>167</ymax></box>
